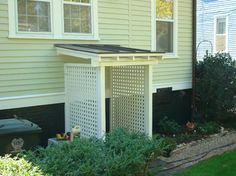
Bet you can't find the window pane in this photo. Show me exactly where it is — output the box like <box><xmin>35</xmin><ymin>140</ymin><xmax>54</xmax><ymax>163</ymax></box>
<box><xmin>17</xmin><ymin>0</ymin><xmax>26</xmax><ymax>15</ymax></box>
<box><xmin>216</xmin><ymin>35</ymin><xmax>226</xmax><ymax>51</ymax></box>
<box><xmin>64</xmin><ymin>4</ymin><xmax>91</xmax><ymax>33</ymax></box>
<box><xmin>39</xmin><ymin>17</ymin><xmax>50</xmax><ymax>32</ymax></box>
<box><xmin>28</xmin><ymin>16</ymin><xmax>38</xmax><ymax>31</ymax></box>
<box><xmin>81</xmin><ymin>0</ymin><xmax>90</xmax><ymax>3</ymax></box>
<box><xmin>64</xmin><ymin>19</ymin><xmax>71</xmax><ymax>32</ymax></box>
<box><xmin>71</xmin><ymin>5</ymin><xmax>80</xmax><ymax>18</ymax></box>
<box><xmin>64</xmin><ymin>0</ymin><xmax>90</xmax><ymax>3</ymax></box>
<box><xmin>17</xmin><ymin>0</ymin><xmax>51</xmax><ymax>32</ymax></box>
<box><xmin>72</xmin><ymin>19</ymin><xmax>81</xmax><ymax>33</ymax></box>
<box><xmin>156</xmin><ymin>21</ymin><xmax>173</xmax><ymax>52</ymax></box>
<box><xmin>156</xmin><ymin>0</ymin><xmax>173</xmax><ymax>20</ymax></box>
<box><xmin>18</xmin><ymin>15</ymin><xmax>27</xmax><ymax>31</ymax></box>
<box><xmin>216</xmin><ymin>18</ymin><xmax>226</xmax><ymax>34</ymax></box>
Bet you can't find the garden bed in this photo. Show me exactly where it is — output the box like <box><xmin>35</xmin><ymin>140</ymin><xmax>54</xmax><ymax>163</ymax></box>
<box><xmin>150</xmin><ymin>129</ymin><xmax>236</xmax><ymax>175</ymax></box>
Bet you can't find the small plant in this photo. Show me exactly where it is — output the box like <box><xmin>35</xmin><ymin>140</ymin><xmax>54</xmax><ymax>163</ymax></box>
<box><xmin>0</xmin><ymin>155</ymin><xmax>45</xmax><ymax>176</ymax></box>
<box><xmin>156</xmin><ymin>137</ymin><xmax>177</xmax><ymax>157</ymax></box>
<box><xmin>158</xmin><ymin>116</ymin><xmax>182</xmax><ymax>135</ymax></box>
<box><xmin>195</xmin><ymin>122</ymin><xmax>220</xmax><ymax>135</ymax></box>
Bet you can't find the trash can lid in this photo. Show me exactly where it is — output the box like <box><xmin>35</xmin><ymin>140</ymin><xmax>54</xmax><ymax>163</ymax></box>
<box><xmin>0</xmin><ymin>118</ymin><xmax>41</xmax><ymax>135</ymax></box>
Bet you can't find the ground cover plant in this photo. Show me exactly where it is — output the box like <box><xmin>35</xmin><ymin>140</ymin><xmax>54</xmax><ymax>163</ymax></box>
<box><xmin>176</xmin><ymin>149</ymin><xmax>236</xmax><ymax>176</ymax></box>
<box><xmin>156</xmin><ymin>116</ymin><xmax>221</xmax><ymax>144</ymax></box>
<box><xmin>158</xmin><ymin>116</ymin><xmax>182</xmax><ymax>135</ymax></box>
<box><xmin>3</xmin><ymin>128</ymin><xmax>175</xmax><ymax>176</ymax></box>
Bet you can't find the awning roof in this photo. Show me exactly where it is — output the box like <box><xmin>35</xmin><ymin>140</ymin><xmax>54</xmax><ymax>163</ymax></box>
<box><xmin>55</xmin><ymin>44</ymin><xmax>164</xmax><ymax>67</ymax></box>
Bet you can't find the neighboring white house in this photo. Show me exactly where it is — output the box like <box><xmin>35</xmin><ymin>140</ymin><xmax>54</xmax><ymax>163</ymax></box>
<box><xmin>197</xmin><ymin>0</ymin><xmax>236</xmax><ymax>60</ymax></box>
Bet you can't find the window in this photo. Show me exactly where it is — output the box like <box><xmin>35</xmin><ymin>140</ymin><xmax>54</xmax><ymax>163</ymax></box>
<box><xmin>156</xmin><ymin>0</ymin><xmax>175</xmax><ymax>53</ymax></box>
<box><xmin>8</xmin><ymin>0</ymin><xmax>98</xmax><ymax>40</ymax></box>
<box><xmin>214</xmin><ymin>16</ymin><xmax>228</xmax><ymax>52</ymax></box>
<box><xmin>63</xmin><ymin>0</ymin><xmax>91</xmax><ymax>34</ymax></box>
<box><xmin>17</xmin><ymin>0</ymin><xmax>51</xmax><ymax>32</ymax></box>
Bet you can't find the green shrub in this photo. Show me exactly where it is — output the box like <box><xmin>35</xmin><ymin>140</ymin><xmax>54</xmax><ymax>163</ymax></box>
<box><xmin>0</xmin><ymin>155</ymin><xmax>45</xmax><ymax>176</ymax></box>
<box><xmin>196</xmin><ymin>53</ymin><xmax>236</xmax><ymax>120</ymax></box>
<box><xmin>158</xmin><ymin>116</ymin><xmax>182</xmax><ymax>135</ymax></box>
<box><xmin>195</xmin><ymin>122</ymin><xmax>220</xmax><ymax>135</ymax></box>
<box><xmin>21</xmin><ymin>128</ymin><xmax>168</xmax><ymax>176</ymax></box>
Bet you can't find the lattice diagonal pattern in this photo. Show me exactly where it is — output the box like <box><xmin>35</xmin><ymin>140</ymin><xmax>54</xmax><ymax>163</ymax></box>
<box><xmin>65</xmin><ymin>64</ymin><xmax>99</xmax><ymax>138</ymax></box>
<box><xmin>111</xmin><ymin>65</ymin><xmax>146</xmax><ymax>133</ymax></box>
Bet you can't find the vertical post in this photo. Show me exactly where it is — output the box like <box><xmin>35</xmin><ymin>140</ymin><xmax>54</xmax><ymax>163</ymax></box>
<box><xmin>97</xmin><ymin>66</ymin><xmax>106</xmax><ymax>138</ymax></box>
<box><xmin>109</xmin><ymin>67</ymin><xmax>113</xmax><ymax>132</ymax></box>
<box><xmin>64</xmin><ymin>64</ymin><xmax>70</xmax><ymax>133</ymax></box>
<box><xmin>144</xmin><ymin>65</ymin><xmax>153</xmax><ymax>137</ymax></box>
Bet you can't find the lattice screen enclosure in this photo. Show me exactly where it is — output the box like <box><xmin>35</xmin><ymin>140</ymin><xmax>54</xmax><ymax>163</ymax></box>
<box><xmin>65</xmin><ymin>64</ymin><xmax>152</xmax><ymax>138</ymax></box>
<box><xmin>111</xmin><ymin>66</ymin><xmax>146</xmax><ymax>133</ymax></box>
<box><xmin>57</xmin><ymin>44</ymin><xmax>163</xmax><ymax>138</ymax></box>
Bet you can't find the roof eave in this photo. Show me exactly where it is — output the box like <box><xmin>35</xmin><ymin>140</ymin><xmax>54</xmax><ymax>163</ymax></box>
<box><xmin>55</xmin><ymin>47</ymin><xmax>164</xmax><ymax>67</ymax></box>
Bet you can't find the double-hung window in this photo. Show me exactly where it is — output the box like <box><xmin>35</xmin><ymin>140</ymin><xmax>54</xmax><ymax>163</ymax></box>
<box><xmin>63</xmin><ymin>0</ymin><xmax>91</xmax><ymax>34</ymax></box>
<box><xmin>155</xmin><ymin>0</ymin><xmax>176</xmax><ymax>54</ymax></box>
<box><xmin>8</xmin><ymin>0</ymin><xmax>98</xmax><ymax>40</ymax></box>
<box><xmin>214</xmin><ymin>16</ymin><xmax>228</xmax><ymax>52</ymax></box>
<box><xmin>17</xmin><ymin>0</ymin><xmax>51</xmax><ymax>33</ymax></box>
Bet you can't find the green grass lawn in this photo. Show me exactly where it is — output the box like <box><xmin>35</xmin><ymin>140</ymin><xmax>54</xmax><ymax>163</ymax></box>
<box><xmin>176</xmin><ymin>149</ymin><xmax>236</xmax><ymax>176</ymax></box>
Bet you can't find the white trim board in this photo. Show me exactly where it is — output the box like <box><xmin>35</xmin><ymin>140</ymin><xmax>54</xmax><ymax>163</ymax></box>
<box><xmin>0</xmin><ymin>93</ymin><xmax>65</xmax><ymax>110</ymax></box>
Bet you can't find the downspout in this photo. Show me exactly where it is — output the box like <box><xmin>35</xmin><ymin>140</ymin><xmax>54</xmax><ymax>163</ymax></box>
<box><xmin>192</xmin><ymin>0</ymin><xmax>197</xmax><ymax>117</ymax></box>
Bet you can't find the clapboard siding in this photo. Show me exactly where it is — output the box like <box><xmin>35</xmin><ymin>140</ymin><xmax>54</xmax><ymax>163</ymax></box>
<box><xmin>153</xmin><ymin>0</ymin><xmax>193</xmax><ymax>87</ymax></box>
<box><xmin>0</xmin><ymin>0</ymin><xmax>193</xmax><ymax>109</ymax></box>
<box><xmin>197</xmin><ymin>0</ymin><xmax>236</xmax><ymax>60</ymax></box>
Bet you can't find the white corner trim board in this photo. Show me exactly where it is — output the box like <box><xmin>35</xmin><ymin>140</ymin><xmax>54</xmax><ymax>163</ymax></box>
<box><xmin>152</xmin><ymin>81</ymin><xmax>192</xmax><ymax>92</ymax></box>
<box><xmin>0</xmin><ymin>93</ymin><xmax>65</xmax><ymax>110</ymax></box>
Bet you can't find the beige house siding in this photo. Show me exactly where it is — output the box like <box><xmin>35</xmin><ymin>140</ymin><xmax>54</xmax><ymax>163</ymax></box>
<box><xmin>0</xmin><ymin>0</ymin><xmax>192</xmax><ymax>109</ymax></box>
<box><xmin>153</xmin><ymin>0</ymin><xmax>192</xmax><ymax>90</ymax></box>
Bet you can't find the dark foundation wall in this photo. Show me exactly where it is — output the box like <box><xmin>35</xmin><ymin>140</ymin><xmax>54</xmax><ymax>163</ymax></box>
<box><xmin>153</xmin><ymin>89</ymin><xmax>192</xmax><ymax>133</ymax></box>
<box><xmin>0</xmin><ymin>104</ymin><xmax>65</xmax><ymax>146</ymax></box>
<box><xmin>0</xmin><ymin>89</ymin><xmax>191</xmax><ymax>145</ymax></box>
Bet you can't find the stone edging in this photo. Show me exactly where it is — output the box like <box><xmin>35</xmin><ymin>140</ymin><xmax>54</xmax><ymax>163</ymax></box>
<box><xmin>151</xmin><ymin>130</ymin><xmax>236</xmax><ymax>175</ymax></box>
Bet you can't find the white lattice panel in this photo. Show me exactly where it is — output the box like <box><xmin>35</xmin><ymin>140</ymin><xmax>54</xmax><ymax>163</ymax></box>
<box><xmin>111</xmin><ymin>66</ymin><xmax>146</xmax><ymax>133</ymax></box>
<box><xmin>65</xmin><ymin>64</ymin><xmax>100</xmax><ymax>138</ymax></box>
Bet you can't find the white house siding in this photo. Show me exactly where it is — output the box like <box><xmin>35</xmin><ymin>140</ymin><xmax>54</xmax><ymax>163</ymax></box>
<box><xmin>197</xmin><ymin>0</ymin><xmax>236</xmax><ymax>60</ymax></box>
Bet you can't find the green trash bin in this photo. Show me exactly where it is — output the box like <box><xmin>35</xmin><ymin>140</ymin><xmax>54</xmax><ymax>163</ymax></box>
<box><xmin>0</xmin><ymin>118</ymin><xmax>42</xmax><ymax>155</ymax></box>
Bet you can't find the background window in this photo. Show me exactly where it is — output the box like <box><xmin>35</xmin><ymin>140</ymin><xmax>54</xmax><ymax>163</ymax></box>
<box><xmin>215</xmin><ymin>17</ymin><xmax>227</xmax><ymax>52</ymax></box>
<box><xmin>216</xmin><ymin>18</ymin><xmax>226</xmax><ymax>34</ymax></box>
<box><xmin>156</xmin><ymin>0</ymin><xmax>174</xmax><ymax>53</ymax></box>
<box><xmin>63</xmin><ymin>0</ymin><xmax>92</xmax><ymax>33</ymax></box>
<box><xmin>17</xmin><ymin>0</ymin><xmax>51</xmax><ymax>32</ymax></box>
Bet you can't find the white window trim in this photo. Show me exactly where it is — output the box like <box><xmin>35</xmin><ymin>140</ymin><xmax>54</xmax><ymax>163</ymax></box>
<box><xmin>151</xmin><ymin>0</ymin><xmax>178</xmax><ymax>58</ymax></box>
<box><xmin>213</xmin><ymin>14</ymin><xmax>228</xmax><ymax>53</ymax></box>
<box><xmin>8</xmin><ymin>0</ymin><xmax>99</xmax><ymax>40</ymax></box>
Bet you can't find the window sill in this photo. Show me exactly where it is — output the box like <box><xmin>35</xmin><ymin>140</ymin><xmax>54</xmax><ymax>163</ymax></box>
<box><xmin>8</xmin><ymin>34</ymin><xmax>100</xmax><ymax>41</ymax></box>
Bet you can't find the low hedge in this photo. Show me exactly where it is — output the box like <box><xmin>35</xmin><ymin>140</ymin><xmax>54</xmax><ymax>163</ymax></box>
<box><xmin>11</xmin><ymin>128</ymin><xmax>174</xmax><ymax>176</ymax></box>
<box><xmin>0</xmin><ymin>155</ymin><xmax>45</xmax><ymax>176</ymax></box>
<box><xmin>0</xmin><ymin>129</ymin><xmax>176</xmax><ymax>175</ymax></box>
